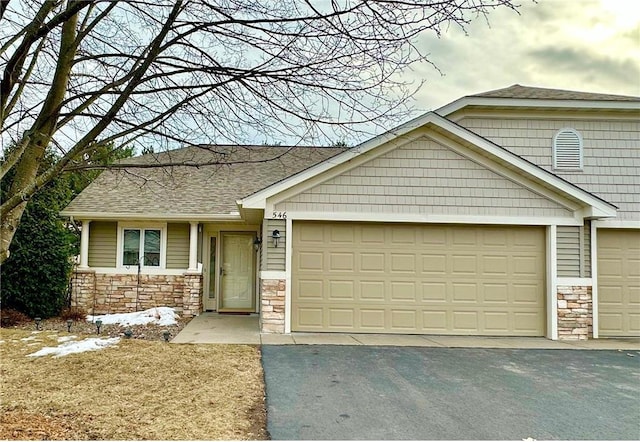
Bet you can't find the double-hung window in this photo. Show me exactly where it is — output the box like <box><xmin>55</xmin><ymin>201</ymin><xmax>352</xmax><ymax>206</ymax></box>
<box><xmin>119</xmin><ymin>224</ymin><xmax>166</xmax><ymax>269</ymax></box>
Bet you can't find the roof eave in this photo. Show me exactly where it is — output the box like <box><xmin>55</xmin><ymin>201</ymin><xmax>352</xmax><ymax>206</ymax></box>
<box><xmin>436</xmin><ymin>97</ymin><xmax>640</xmax><ymax>117</ymax></box>
<box><xmin>59</xmin><ymin>210</ymin><xmax>243</xmax><ymax>222</ymax></box>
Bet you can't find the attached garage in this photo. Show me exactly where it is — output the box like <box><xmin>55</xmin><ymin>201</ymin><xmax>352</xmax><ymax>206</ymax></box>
<box><xmin>597</xmin><ymin>229</ymin><xmax>640</xmax><ymax>337</ymax></box>
<box><xmin>292</xmin><ymin>222</ymin><xmax>546</xmax><ymax>336</ymax></box>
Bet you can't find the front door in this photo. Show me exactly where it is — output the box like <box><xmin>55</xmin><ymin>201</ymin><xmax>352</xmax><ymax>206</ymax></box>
<box><xmin>220</xmin><ymin>232</ymin><xmax>255</xmax><ymax>311</ymax></box>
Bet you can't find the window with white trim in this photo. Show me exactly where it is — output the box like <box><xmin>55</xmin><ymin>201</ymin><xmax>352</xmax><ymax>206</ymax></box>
<box><xmin>118</xmin><ymin>223</ymin><xmax>166</xmax><ymax>268</ymax></box>
<box><xmin>553</xmin><ymin>128</ymin><xmax>583</xmax><ymax>170</ymax></box>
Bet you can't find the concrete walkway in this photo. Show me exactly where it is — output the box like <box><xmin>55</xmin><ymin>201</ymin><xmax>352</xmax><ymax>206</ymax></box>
<box><xmin>172</xmin><ymin>312</ymin><xmax>640</xmax><ymax>349</ymax></box>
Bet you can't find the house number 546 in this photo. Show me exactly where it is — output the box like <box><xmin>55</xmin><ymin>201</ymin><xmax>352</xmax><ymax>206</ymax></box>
<box><xmin>272</xmin><ymin>211</ymin><xmax>287</xmax><ymax>219</ymax></box>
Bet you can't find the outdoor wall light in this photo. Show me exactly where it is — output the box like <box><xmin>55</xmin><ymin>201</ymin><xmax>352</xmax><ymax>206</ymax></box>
<box><xmin>163</xmin><ymin>330</ymin><xmax>171</xmax><ymax>342</ymax></box>
<box><xmin>66</xmin><ymin>319</ymin><xmax>73</xmax><ymax>333</ymax></box>
<box><xmin>95</xmin><ymin>319</ymin><xmax>103</xmax><ymax>334</ymax></box>
<box><xmin>272</xmin><ymin>229</ymin><xmax>281</xmax><ymax>248</ymax></box>
<box><xmin>35</xmin><ymin>317</ymin><xmax>41</xmax><ymax>330</ymax></box>
<box><xmin>253</xmin><ymin>237</ymin><xmax>262</xmax><ymax>251</ymax></box>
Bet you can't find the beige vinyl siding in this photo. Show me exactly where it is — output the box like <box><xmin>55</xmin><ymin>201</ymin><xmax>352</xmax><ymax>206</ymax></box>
<box><xmin>274</xmin><ymin>137</ymin><xmax>573</xmax><ymax>218</ymax></box>
<box><xmin>166</xmin><ymin>223</ymin><xmax>190</xmax><ymax>269</ymax></box>
<box><xmin>88</xmin><ymin>221</ymin><xmax>117</xmax><ymax>267</ymax></box>
<box><xmin>556</xmin><ymin>221</ymin><xmax>592</xmax><ymax>277</ymax></box>
<box><xmin>456</xmin><ymin>114</ymin><xmax>640</xmax><ymax>221</ymax></box>
<box><xmin>583</xmin><ymin>221</ymin><xmax>591</xmax><ymax>277</ymax></box>
<box><xmin>262</xmin><ymin>219</ymin><xmax>286</xmax><ymax>271</ymax></box>
<box><xmin>557</xmin><ymin>226</ymin><xmax>580</xmax><ymax>277</ymax></box>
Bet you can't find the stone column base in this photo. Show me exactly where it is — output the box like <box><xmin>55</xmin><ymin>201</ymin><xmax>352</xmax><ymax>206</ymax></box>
<box><xmin>557</xmin><ymin>285</ymin><xmax>593</xmax><ymax>340</ymax></box>
<box><xmin>260</xmin><ymin>279</ymin><xmax>285</xmax><ymax>333</ymax></box>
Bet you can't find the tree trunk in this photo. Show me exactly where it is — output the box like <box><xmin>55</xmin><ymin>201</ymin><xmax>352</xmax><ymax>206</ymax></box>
<box><xmin>1</xmin><ymin>202</ymin><xmax>27</xmax><ymax>263</ymax></box>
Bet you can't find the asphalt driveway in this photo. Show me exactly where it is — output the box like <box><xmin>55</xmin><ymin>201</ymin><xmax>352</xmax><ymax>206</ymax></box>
<box><xmin>262</xmin><ymin>346</ymin><xmax>640</xmax><ymax>440</ymax></box>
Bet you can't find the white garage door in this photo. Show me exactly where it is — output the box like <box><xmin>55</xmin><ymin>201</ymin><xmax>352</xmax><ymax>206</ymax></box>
<box><xmin>598</xmin><ymin>229</ymin><xmax>640</xmax><ymax>337</ymax></box>
<box><xmin>292</xmin><ymin>222</ymin><xmax>546</xmax><ymax>336</ymax></box>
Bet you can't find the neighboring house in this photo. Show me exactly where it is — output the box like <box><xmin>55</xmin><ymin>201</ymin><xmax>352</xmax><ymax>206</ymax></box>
<box><xmin>62</xmin><ymin>85</ymin><xmax>640</xmax><ymax>340</ymax></box>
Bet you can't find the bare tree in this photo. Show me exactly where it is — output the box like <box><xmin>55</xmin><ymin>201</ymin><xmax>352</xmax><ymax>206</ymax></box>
<box><xmin>0</xmin><ymin>0</ymin><xmax>517</xmax><ymax>262</ymax></box>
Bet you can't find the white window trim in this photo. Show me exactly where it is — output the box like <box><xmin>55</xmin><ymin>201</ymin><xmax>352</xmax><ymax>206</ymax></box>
<box><xmin>116</xmin><ymin>222</ymin><xmax>167</xmax><ymax>270</ymax></box>
<box><xmin>553</xmin><ymin>128</ymin><xmax>583</xmax><ymax>171</ymax></box>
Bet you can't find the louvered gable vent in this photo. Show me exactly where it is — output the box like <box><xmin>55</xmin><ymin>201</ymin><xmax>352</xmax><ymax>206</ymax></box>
<box><xmin>553</xmin><ymin>128</ymin><xmax>583</xmax><ymax>170</ymax></box>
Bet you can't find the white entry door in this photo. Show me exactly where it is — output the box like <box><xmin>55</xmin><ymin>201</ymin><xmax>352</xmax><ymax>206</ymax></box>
<box><xmin>220</xmin><ymin>233</ymin><xmax>255</xmax><ymax>311</ymax></box>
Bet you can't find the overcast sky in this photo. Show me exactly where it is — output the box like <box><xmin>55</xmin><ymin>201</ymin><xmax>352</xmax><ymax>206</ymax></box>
<box><xmin>407</xmin><ymin>0</ymin><xmax>640</xmax><ymax>112</ymax></box>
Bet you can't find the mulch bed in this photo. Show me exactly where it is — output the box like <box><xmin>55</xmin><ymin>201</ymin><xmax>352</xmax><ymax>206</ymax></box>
<box><xmin>7</xmin><ymin>315</ymin><xmax>191</xmax><ymax>342</ymax></box>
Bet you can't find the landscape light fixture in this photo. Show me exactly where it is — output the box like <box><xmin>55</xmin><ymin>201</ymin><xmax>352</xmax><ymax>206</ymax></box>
<box><xmin>34</xmin><ymin>317</ymin><xmax>41</xmax><ymax>330</ymax></box>
<box><xmin>66</xmin><ymin>319</ymin><xmax>73</xmax><ymax>333</ymax></box>
<box><xmin>163</xmin><ymin>330</ymin><xmax>171</xmax><ymax>342</ymax></box>
<box><xmin>124</xmin><ymin>328</ymin><xmax>133</xmax><ymax>339</ymax></box>
<box><xmin>253</xmin><ymin>237</ymin><xmax>262</xmax><ymax>251</ymax></box>
<box><xmin>272</xmin><ymin>229</ymin><xmax>281</xmax><ymax>248</ymax></box>
<box><xmin>95</xmin><ymin>319</ymin><xmax>103</xmax><ymax>334</ymax></box>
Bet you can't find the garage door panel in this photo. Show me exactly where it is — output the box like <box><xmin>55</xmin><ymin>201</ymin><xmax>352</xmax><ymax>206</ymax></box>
<box><xmin>328</xmin><ymin>280</ymin><xmax>354</xmax><ymax>300</ymax></box>
<box><xmin>513</xmin><ymin>312</ymin><xmax>544</xmax><ymax>333</ymax></box>
<box><xmin>452</xmin><ymin>311</ymin><xmax>479</xmax><ymax>331</ymax></box>
<box><xmin>329</xmin><ymin>253</ymin><xmax>354</xmax><ymax>271</ymax></box>
<box><xmin>328</xmin><ymin>309</ymin><xmax>354</xmax><ymax>327</ymax></box>
<box><xmin>293</xmin><ymin>222</ymin><xmax>545</xmax><ymax>336</ymax></box>
<box><xmin>360</xmin><ymin>281</ymin><xmax>385</xmax><ymax>300</ymax></box>
<box><xmin>390</xmin><ymin>310</ymin><xmax>417</xmax><ymax>329</ymax></box>
<box><xmin>296</xmin><ymin>307</ymin><xmax>324</xmax><ymax>327</ymax></box>
<box><xmin>482</xmin><ymin>256</ymin><xmax>509</xmax><ymax>276</ymax></box>
<box><xmin>513</xmin><ymin>284</ymin><xmax>542</xmax><ymax>304</ymax></box>
<box><xmin>422</xmin><ymin>282</ymin><xmax>447</xmax><ymax>302</ymax></box>
<box><xmin>422</xmin><ymin>311</ymin><xmax>448</xmax><ymax>331</ymax></box>
<box><xmin>299</xmin><ymin>252</ymin><xmax>324</xmax><ymax>271</ymax></box>
<box><xmin>360</xmin><ymin>309</ymin><xmax>386</xmax><ymax>329</ymax></box>
<box><xmin>452</xmin><ymin>255</ymin><xmax>478</xmax><ymax>275</ymax></box>
<box><xmin>361</xmin><ymin>253</ymin><xmax>385</xmax><ymax>272</ymax></box>
<box><xmin>483</xmin><ymin>284</ymin><xmax>509</xmax><ymax>303</ymax></box>
<box><xmin>484</xmin><ymin>312</ymin><xmax>510</xmax><ymax>332</ymax></box>
<box><xmin>391</xmin><ymin>254</ymin><xmax>416</xmax><ymax>272</ymax></box>
<box><xmin>297</xmin><ymin>280</ymin><xmax>323</xmax><ymax>299</ymax></box>
<box><xmin>598</xmin><ymin>229</ymin><xmax>640</xmax><ymax>337</ymax></box>
<box><xmin>452</xmin><ymin>283</ymin><xmax>478</xmax><ymax>302</ymax></box>
<box><xmin>390</xmin><ymin>281</ymin><xmax>417</xmax><ymax>301</ymax></box>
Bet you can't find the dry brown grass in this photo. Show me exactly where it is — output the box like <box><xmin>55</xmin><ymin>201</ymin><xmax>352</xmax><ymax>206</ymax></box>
<box><xmin>0</xmin><ymin>329</ymin><xmax>267</xmax><ymax>440</ymax></box>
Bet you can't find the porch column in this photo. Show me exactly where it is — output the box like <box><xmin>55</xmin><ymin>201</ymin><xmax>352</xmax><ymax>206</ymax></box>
<box><xmin>79</xmin><ymin>220</ymin><xmax>91</xmax><ymax>269</ymax></box>
<box><xmin>188</xmin><ymin>221</ymin><xmax>199</xmax><ymax>271</ymax></box>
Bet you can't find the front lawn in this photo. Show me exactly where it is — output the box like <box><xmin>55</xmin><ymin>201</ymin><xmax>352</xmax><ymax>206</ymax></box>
<box><xmin>0</xmin><ymin>328</ymin><xmax>267</xmax><ymax>440</ymax></box>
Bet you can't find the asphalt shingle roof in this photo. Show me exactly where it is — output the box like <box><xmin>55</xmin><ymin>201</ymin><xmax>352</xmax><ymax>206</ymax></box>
<box><xmin>471</xmin><ymin>84</ymin><xmax>640</xmax><ymax>102</ymax></box>
<box><xmin>63</xmin><ymin>145</ymin><xmax>344</xmax><ymax>217</ymax></box>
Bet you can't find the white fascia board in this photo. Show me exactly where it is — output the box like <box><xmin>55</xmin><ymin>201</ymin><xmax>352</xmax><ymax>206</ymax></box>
<box><xmin>592</xmin><ymin>219</ymin><xmax>640</xmax><ymax>228</ymax></box>
<box><xmin>285</xmin><ymin>211</ymin><xmax>583</xmax><ymax>226</ymax></box>
<box><xmin>436</xmin><ymin>97</ymin><xmax>640</xmax><ymax>117</ymax></box>
<box><xmin>59</xmin><ymin>211</ymin><xmax>242</xmax><ymax>222</ymax></box>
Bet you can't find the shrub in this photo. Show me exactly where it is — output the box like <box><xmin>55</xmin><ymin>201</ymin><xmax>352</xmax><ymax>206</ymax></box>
<box><xmin>59</xmin><ymin>307</ymin><xmax>87</xmax><ymax>321</ymax></box>
<box><xmin>0</xmin><ymin>308</ymin><xmax>31</xmax><ymax>327</ymax></box>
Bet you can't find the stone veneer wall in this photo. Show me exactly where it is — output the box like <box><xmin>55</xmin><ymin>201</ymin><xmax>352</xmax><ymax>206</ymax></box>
<box><xmin>557</xmin><ymin>285</ymin><xmax>592</xmax><ymax>340</ymax></box>
<box><xmin>70</xmin><ymin>270</ymin><xmax>202</xmax><ymax>317</ymax></box>
<box><xmin>260</xmin><ymin>279</ymin><xmax>285</xmax><ymax>333</ymax></box>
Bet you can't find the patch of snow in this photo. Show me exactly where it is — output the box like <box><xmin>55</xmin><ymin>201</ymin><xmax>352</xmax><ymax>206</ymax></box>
<box><xmin>87</xmin><ymin>307</ymin><xmax>179</xmax><ymax>326</ymax></box>
<box><xmin>20</xmin><ymin>336</ymin><xmax>37</xmax><ymax>342</ymax></box>
<box><xmin>31</xmin><ymin>331</ymin><xmax>42</xmax><ymax>334</ymax></box>
<box><xmin>57</xmin><ymin>335</ymin><xmax>77</xmax><ymax>343</ymax></box>
<box><xmin>27</xmin><ymin>337</ymin><xmax>120</xmax><ymax>358</ymax></box>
